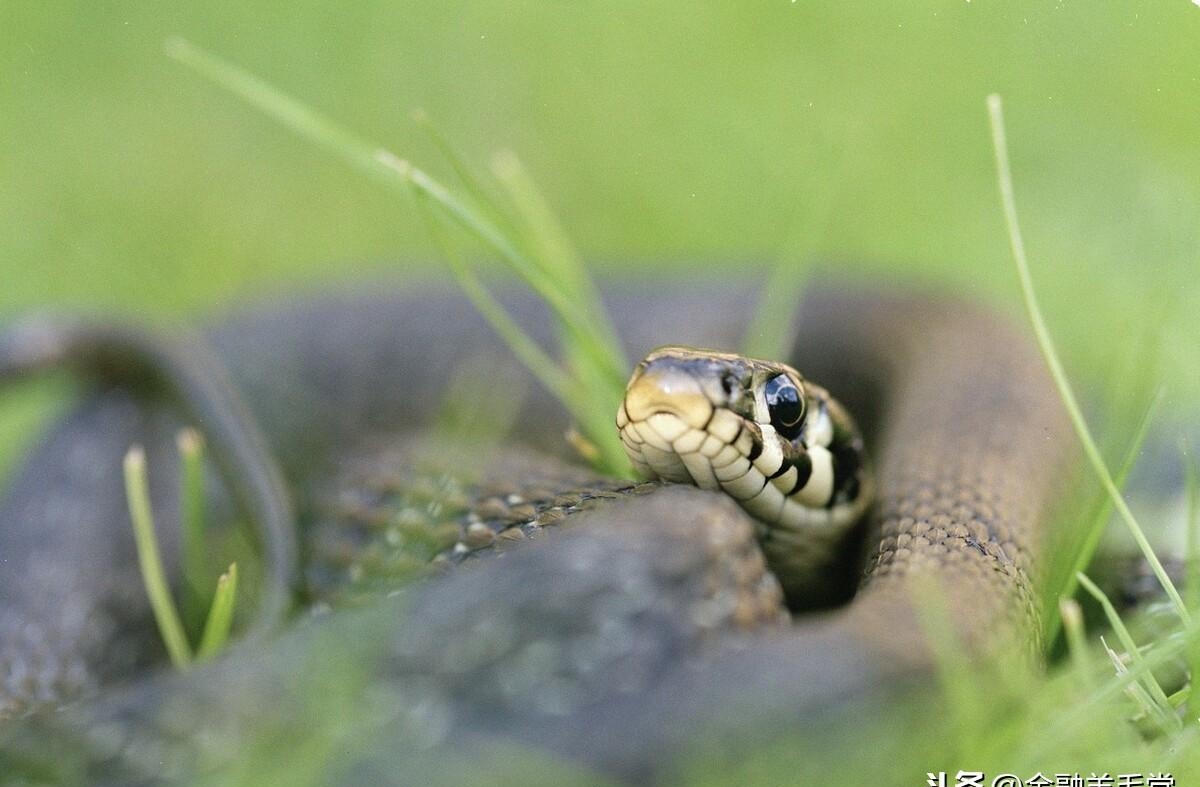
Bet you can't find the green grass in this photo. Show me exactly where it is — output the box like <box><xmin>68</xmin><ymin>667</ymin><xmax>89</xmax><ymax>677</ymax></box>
<box><xmin>2</xmin><ymin>4</ymin><xmax>1200</xmax><ymax>784</ymax></box>
<box><xmin>1185</xmin><ymin>445</ymin><xmax>1200</xmax><ymax>722</ymax></box>
<box><xmin>1045</xmin><ymin>387</ymin><xmax>1163</xmax><ymax>643</ymax></box>
<box><xmin>123</xmin><ymin>445</ymin><xmax>193</xmax><ymax>669</ymax></box>
<box><xmin>178</xmin><ymin>427</ymin><xmax>211</xmax><ymax>625</ymax></box>
<box><xmin>165</xmin><ymin>37</ymin><xmax>629</xmax><ymax>476</ymax></box>
<box><xmin>123</xmin><ymin>435</ymin><xmax>239</xmax><ymax>669</ymax></box>
<box><xmin>1077</xmin><ymin>572</ymin><xmax>1179</xmax><ymax>735</ymax></box>
<box><xmin>985</xmin><ymin>91</ymin><xmax>1198</xmax><ymax>765</ymax></box>
<box><xmin>988</xmin><ymin>95</ymin><xmax>1189</xmax><ymax>626</ymax></box>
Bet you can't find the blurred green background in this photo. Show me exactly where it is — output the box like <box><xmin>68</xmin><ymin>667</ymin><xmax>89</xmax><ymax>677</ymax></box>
<box><xmin>1</xmin><ymin>1</ymin><xmax>1198</xmax><ymax>450</ymax></box>
<box><xmin>1</xmin><ymin>4</ymin><xmax>1198</xmax><ymax>779</ymax></box>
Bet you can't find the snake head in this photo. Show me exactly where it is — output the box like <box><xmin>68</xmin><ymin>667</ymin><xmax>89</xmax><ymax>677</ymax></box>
<box><xmin>616</xmin><ymin>345</ymin><xmax>810</xmax><ymax>490</ymax></box>
<box><xmin>616</xmin><ymin>345</ymin><xmax>870</xmax><ymax>539</ymax></box>
<box><xmin>617</xmin><ymin>345</ymin><xmax>809</xmax><ymax>451</ymax></box>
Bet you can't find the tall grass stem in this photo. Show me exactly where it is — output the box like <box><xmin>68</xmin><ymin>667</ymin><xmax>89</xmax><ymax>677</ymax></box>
<box><xmin>987</xmin><ymin>94</ymin><xmax>1190</xmax><ymax>624</ymax></box>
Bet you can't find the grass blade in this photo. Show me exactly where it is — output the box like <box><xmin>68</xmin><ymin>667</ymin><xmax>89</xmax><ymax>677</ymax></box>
<box><xmin>740</xmin><ymin>255</ymin><xmax>811</xmax><ymax>362</ymax></box>
<box><xmin>488</xmin><ymin>150</ymin><xmax>628</xmax><ymax>438</ymax></box>
<box><xmin>410</xmin><ymin>189</ymin><xmax>577</xmax><ymax>407</ymax></box>
<box><xmin>401</xmin><ymin>158</ymin><xmax>626</xmax><ymax>385</ymax></box>
<box><xmin>1058</xmin><ymin>597</ymin><xmax>1094</xmax><ymax>690</ymax></box>
<box><xmin>987</xmin><ymin>93</ymin><xmax>1190</xmax><ymax>624</ymax></box>
<box><xmin>1099</xmin><ymin>635</ymin><xmax>1166</xmax><ymax>733</ymax></box>
<box><xmin>489</xmin><ymin>149</ymin><xmax>623</xmax><ymax>363</ymax></box>
<box><xmin>1077</xmin><ymin>572</ymin><xmax>1180</xmax><ymax>733</ymax></box>
<box><xmin>412</xmin><ymin>109</ymin><xmax>511</xmax><ymax>231</ymax></box>
<box><xmin>739</xmin><ymin>187</ymin><xmax>839</xmax><ymax>361</ymax></box>
<box><xmin>164</xmin><ymin>38</ymin><xmax>384</xmax><ymax>183</ymax></box>
<box><xmin>1044</xmin><ymin>386</ymin><xmax>1163</xmax><ymax>642</ymax></box>
<box><xmin>177</xmin><ymin>427</ymin><xmax>209</xmax><ymax>629</ymax></box>
<box><xmin>198</xmin><ymin>563</ymin><xmax>239</xmax><ymax>661</ymax></box>
<box><xmin>910</xmin><ymin>575</ymin><xmax>987</xmax><ymax>761</ymax></box>
<box><xmin>1185</xmin><ymin>440</ymin><xmax>1199</xmax><ymax>617</ymax></box>
<box><xmin>490</xmin><ymin>150</ymin><xmax>587</xmax><ymax>288</ymax></box>
<box><xmin>166</xmin><ymin>38</ymin><xmax>630</xmax><ymax>476</ymax></box>
<box><xmin>1021</xmin><ymin>610</ymin><xmax>1200</xmax><ymax>763</ymax></box>
<box><xmin>741</xmin><ymin>131</ymin><xmax>846</xmax><ymax>361</ymax></box>
<box><xmin>167</xmin><ymin>38</ymin><xmax>623</xmax><ymax>385</ymax></box>
<box><xmin>124</xmin><ymin>445</ymin><xmax>192</xmax><ymax>669</ymax></box>
<box><xmin>1183</xmin><ymin>441</ymin><xmax>1200</xmax><ymax>721</ymax></box>
<box><xmin>410</xmin><ymin>186</ymin><xmax>630</xmax><ymax>475</ymax></box>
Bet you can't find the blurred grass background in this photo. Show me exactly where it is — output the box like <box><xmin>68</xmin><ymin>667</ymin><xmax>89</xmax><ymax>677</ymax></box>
<box><xmin>1</xmin><ymin>3</ymin><xmax>1199</xmax><ymax>780</ymax></box>
<box><xmin>1</xmin><ymin>3</ymin><xmax>1198</xmax><ymax>472</ymax></box>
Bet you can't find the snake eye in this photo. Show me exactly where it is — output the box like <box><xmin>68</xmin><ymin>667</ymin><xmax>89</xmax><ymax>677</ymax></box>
<box><xmin>764</xmin><ymin>374</ymin><xmax>805</xmax><ymax>439</ymax></box>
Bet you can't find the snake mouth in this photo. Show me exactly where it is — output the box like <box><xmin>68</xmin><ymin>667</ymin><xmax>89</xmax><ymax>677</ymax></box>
<box><xmin>617</xmin><ymin>365</ymin><xmax>720</xmax><ymax>486</ymax></box>
<box><xmin>620</xmin><ymin>366</ymin><xmax>716</xmax><ymax>429</ymax></box>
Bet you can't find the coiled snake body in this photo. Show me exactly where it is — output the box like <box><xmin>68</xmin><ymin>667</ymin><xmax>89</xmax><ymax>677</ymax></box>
<box><xmin>0</xmin><ymin>282</ymin><xmax>1075</xmax><ymax>783</ymax></box>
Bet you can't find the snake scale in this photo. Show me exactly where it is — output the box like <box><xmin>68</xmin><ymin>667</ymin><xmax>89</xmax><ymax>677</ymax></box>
<box><xmin>0</xmin><ymin>281</ymin><xmax>1076</xmax><ymax>784</ymax></box>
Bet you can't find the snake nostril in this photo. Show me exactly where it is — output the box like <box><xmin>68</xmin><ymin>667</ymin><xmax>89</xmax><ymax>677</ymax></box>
<box><xmin>720</xmin><ymin>373</ymin><xmax>736</xmax><ymax>397</ymax></box>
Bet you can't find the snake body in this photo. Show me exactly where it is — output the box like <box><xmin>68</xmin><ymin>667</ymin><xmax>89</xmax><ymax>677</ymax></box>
<box><xmin>0</xmin><ymin>282</ymin><xmax>1076</xmax><ymax>782</ymax></box>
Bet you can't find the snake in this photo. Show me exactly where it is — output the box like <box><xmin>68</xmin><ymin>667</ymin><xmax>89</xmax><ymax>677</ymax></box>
<box><xmin>0</xmin><ymin>281</ymin><xmax>1077</xmax><ymax>783</ymax></box>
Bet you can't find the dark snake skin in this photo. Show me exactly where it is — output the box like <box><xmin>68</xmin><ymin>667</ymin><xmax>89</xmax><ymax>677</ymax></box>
<box><xmin>0</xmin><ymin>282</ymin><xmax>1076</xmax><ymax>784</ymax></box>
